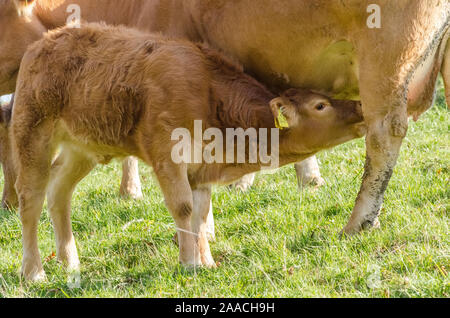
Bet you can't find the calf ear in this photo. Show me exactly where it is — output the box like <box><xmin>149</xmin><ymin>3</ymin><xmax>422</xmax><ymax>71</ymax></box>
<box><xmin>270</xmin><ymin>97</ymin><xmax>293</xmax><ymax>129</ymax></box>
<box><xmin>13</xmin><ymin>0</ymin><xmax>36</xmax><ymax>18</ymax></box>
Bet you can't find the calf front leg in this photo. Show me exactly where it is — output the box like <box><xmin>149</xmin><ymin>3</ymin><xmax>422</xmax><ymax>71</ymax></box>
<box><xmin>191</xmin><ymin>186</ymin><xmax>216</xmax><ymax>267</ymax></box>
<box><xmin>119</xmin><ymin>157</ymin><xmax>143</xmax><ymax>199</ymax></box>
<box><xmin>47</xmin><ymin>147</ymin><xmax>96</xmax><ymax>272</ymax></box>
<box><xmin>153</xmin><ymin>163</ymin><xmax>201</xmax><ymax>266</ymax></box>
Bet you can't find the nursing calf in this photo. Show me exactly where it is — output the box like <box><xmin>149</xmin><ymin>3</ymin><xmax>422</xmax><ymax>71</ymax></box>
<box><xmin>11</xmin><ymin>24</ymin><xmax>365</xmax><ymax>281</ymax></box>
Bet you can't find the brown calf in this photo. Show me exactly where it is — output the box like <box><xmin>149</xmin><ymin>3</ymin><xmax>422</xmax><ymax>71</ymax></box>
<box><xmin>11</xmin><ymin>23</ymin><xmax>366</xmax><ymax>281</ymax></box>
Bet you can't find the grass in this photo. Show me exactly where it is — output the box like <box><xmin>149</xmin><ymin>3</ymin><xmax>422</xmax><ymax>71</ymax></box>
<box><xmin>0</xmin><ymin>82</ymin><xmax>448</xmax><ymax>298</ymax></box>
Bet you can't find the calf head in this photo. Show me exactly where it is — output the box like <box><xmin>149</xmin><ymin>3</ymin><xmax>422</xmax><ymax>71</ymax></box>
<box><xmin>0</xmin><ymin>98</ymin><xmax>17</xmax><ymax>209</ymax></box>
<box><xmin>0</xmin><ymin>0</ymin><xmax>46</xmax><ymax>95</ymax></box>
<box><xmin>270</xmin><ymin>88</ymin><xmax>366</xmax><ymax>153</ymax></box>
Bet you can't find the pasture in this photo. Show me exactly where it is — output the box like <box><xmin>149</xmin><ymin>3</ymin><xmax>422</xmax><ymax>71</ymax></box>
<box><xmin>0</xmin><ymin>81</ymin><xmax>448</xmax><ymax>298</ymax></box>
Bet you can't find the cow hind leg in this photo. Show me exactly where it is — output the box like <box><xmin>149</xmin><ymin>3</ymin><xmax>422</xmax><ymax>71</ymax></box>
<box><xmin>294</xmin><ymin>156</ymin><xmax>325</xmax><ymax>188</ymax></box>
<box><xmin>47</xmin><ymin>147</ymin><xmax>96</xmax><ymax>272</ymax></box>
<box><xmin>232</xmin><ymin>173</ymin><xmax>256</xmax><ymax>192</ymax></box>
<box><xmin>119</xmin><ymin>157</ymin><xmax>143</xmax><ymax>199</ymax></box>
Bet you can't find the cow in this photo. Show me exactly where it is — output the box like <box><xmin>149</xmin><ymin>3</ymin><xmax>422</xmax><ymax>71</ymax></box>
<box><xmin>1</xmin><ymin>0</ymin><xmax>449</xmax><ymax>235</ymax></box>
<box><xmin>0</xmin><ymin>0</ymin><xmax>329</xmax><ymax>209</ymax></box>
<box><xmin>11</xmin><ymin>23</ymin><xmax>366</xmax><ymax>280</ymax></box>
<box><xmin>166</xmin><ymin>0</ymin><xmax>448</xmax><ymax>235</ymax></box>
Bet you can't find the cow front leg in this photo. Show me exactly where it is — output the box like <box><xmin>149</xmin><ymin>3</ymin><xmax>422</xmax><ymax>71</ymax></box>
<box><xmin>342</xmin><ymin>107</ymin><xmax>408</xmax><ymax>235</ymax></box>
<box><xmin>47</xmin><ymin>147</ymin><xmax>96</xmax><ymax>272</ymax></box>
<box><xmin>119</xmin><ymin>157</ymin><xmax>143</xmax><ymax>199</ymax></box>
<box><xmin>191</xmin><ymin>186</ymin><xmax>216</xmax><ymax>267</ymax></box>
<box><xmin>294</xmin><ymin>156</ymin><xmax>325</xmax><ymax>188</ymax></box>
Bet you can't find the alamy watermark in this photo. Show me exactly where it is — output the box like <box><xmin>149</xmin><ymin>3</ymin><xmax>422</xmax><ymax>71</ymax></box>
<box><xmin>171</xmin><ymin>120</ymin><xmax>280</xmax><ymax>170</ymax></box>
<box><xmin>367</xmin><ymin>4</ymin><xmax>381</xmax><ymax>29</ymax></box>
<box><xmin>66</xmin><ymin>4</ymin><xmax>81</xmax><ymax>28</ymax></box>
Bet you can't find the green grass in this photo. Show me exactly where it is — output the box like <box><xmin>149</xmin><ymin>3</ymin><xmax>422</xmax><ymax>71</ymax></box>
<box><xmin>0</xmin><ymin>82</ymin><xmax>448</xmax><ymax>298</ymax></box>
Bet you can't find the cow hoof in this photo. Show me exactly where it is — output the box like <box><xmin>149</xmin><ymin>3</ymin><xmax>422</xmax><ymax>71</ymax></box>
<box><xmin>340</xmin><ymin>217</ymin><xmax>380</xmax><ymax>237</ymax></box>
<box><xmin>298</xmin><ymin>175</ymin><xmax>325</xmax><ymax>189</ymax></box>
<box><xmin>234</xmin><ymin>182</ymin><xmax>252</xmax><ymax>192</ymax></box>
<box><xmin>120</xmin><ymin>187</ymin><xmax>143</xmax><ymax>200</ymax></box>
<box><xmin>339</xmin><ymin>224</ymin><xmax>361</xmax><ymax>237</ymax></box>
<box><xmin>231</xmin><ymin>173</ymin><xmax>256</xmax><ymax>192</ymax></box>
<box><xmin>310</xmin><ymin>176</ymin><xmax>325</xmax><ymax>187</ymax></box>
<box><xmin>362</xmin><ymin>217</ymin><xmax>381</xmax><ymax>230</ymax></box>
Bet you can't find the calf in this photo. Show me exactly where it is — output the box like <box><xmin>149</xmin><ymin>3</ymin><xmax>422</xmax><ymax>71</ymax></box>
<box><xmin>11</xmin><ymin>23</ymin><xmax>366</xmax><ymax>281</ymax></box>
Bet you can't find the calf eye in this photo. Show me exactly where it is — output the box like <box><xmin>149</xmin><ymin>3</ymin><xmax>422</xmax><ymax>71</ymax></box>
<box><xmin>315</xmin><ymin>104</ymin><xmax>326</xmax><ymax>111</ymax></box>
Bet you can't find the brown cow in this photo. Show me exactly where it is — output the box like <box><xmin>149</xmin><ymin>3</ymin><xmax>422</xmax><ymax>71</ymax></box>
<box><xmin>1</xmin><ymin>0</ymin><xmax>449</xmax><ymax>237</ymax></box>
<box><xmin>0</xmin><ymin>0</ymin><xmax>327</xmax><ymax>212</ymax></box>
<box><xmin>0</xmin><ymin>0</ymin><xmax>143</xmax><ymax>204</ymax></box>
<box><xmin>11</xmin><ymin>23</ymin><xmax>365</xmax><ymax>280</ymax></box>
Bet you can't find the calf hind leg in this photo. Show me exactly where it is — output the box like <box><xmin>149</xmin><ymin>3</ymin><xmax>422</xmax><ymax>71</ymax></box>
<box><xmin>47</xmin><ymin>147</ymin><xmax>96</xmax><ymax>272</ymax></box>
<box><xmin>12</xmin><ymin>121</ymin><xmax>55</xmax><ymax>281</ymax></box>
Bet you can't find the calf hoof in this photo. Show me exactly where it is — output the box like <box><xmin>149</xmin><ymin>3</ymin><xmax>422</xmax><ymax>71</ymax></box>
<box><xmin>172</xmin><ymin>231</ymin><xmax>215</xmax><ymax>244</ymax></box>
<box><xmin>202</xmin><ymin>259</ymin><xmax>217</xmax><ymax>268</ymax></box>
<box><xmin>22</xmin><ymin>268</ymin><xmax>47</xmax><ymax>282</ymax></box>
<box><xmin>22</xmin><ymin>255</ymin><xmax>47</xmax><ymax>282</ymax></box>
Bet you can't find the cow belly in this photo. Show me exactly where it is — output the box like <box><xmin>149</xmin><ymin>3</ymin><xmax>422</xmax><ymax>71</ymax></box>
<box><xmin>218</xmin><ymin>37</ymin><xmax>360</xmax><ymax>100</ymax></box>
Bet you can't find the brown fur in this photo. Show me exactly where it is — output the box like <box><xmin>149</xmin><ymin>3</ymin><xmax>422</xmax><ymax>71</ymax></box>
<box><xmin>11</xmin><ymin>23</ymin><xmax>365</xmax><ymax>280</ymax></box>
